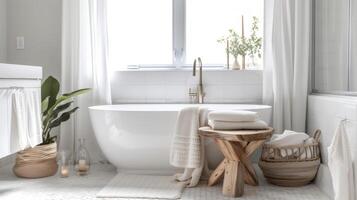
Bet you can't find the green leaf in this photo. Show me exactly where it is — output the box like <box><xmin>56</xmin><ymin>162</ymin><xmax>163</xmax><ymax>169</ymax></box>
<box><xmin>49</xmin><ymin>107</ymin><xmax>79</xmax><ymax>129</ymax></box>
<box><xmin>52</xmin><ymin>88</ymin><xmax>91</xmax><ymax>108</ymax></box>
<box><xmin>63</xmin><ymin>88</ymin><xmax>91</xmax><ymax>97</ymax></box>
<box><xmin>41</xmin><ymin>76</ymin><xmax>60</xmax><ymax>110</ymax></box>
<box><xmin>41</xmin><ymin>96</ymin><xmax>50</xmax><ymax>113</ymax></box>
<box><xmin>46</xmin><ymin>88</ymin><xmax>90</xmax><ymax>119</ymax></box>
<box><xmin>52</xmin><ymin>101</ymin><xmax>73</xmax><ymax>119</ymax></box>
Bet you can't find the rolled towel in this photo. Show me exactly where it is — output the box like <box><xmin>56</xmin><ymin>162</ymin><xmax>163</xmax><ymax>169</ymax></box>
<box><xmin>299</xmin><ymin>137</ymin><xmax>316</xmax><ymax>159</ymax></box>
<box><xmin>266</xmin><ymin>130</ymin><xmax>312</xmax><ymax>158</ymax></box>
<box><xmin>266</xmin><ymin>130</ymin><xmax>309</xmax><ymax>147</ymax></box>
<box><xmin>208</xmin><ymin>119</ymin><xmax>268</xmax><ymax>130</ymax></box>
<box><xmin>208</xmin><ymin>110</ymin><xmax>258</xmax><ymax>122</ymax></box>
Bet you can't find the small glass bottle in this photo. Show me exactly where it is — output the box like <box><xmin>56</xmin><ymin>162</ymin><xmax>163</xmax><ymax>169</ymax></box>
<box><xmin>75</xmin><ymin>138</ymin><xmax>90</xmax><ymax>176</ymax></box>
<box><xmin>59</xmin><ymin>151</ymin><xmax>71</xmax><ymax>178</ymax></box>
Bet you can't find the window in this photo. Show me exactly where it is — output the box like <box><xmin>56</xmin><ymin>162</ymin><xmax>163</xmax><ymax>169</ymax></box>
<box><xmin>313</xmin><ymin>0</ymin><xmax>357</xmax><ymax>93</ymax></box>
<box><xmin>186</xmin><ymin>0</ymin><xmax>264</xmax><ymax>66</ymax></box>
<box><xmin>107</xmin><ymin>0</ymin><xmax>173</xmax><ymax>68</ymax></box>
<box><xmin>107</xmin><ymin>0</ymin><xmax>264</xmax><ymax>69</ymax></box>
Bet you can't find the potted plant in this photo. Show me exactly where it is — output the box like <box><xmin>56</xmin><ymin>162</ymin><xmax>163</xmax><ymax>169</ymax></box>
<box><xmin>13</xmin><ymin>76</ymin><xmax>90</xmax><ymax>178</ymax></box>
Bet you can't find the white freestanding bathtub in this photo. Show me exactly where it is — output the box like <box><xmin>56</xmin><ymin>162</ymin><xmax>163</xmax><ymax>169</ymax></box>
<box><xmin>89</xmin><ymin>104</ymin><xmax>271</xmax><ymax>174</ymax></box>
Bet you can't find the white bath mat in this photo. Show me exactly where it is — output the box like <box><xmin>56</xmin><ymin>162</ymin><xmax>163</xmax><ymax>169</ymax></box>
<box><xmin>97</xmin><ymin>173</ymin><xmax>185</xmax><ymax>199</ymax></box>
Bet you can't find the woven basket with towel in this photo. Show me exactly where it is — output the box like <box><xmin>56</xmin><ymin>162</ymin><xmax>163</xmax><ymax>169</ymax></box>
<box><xmin>259</xmin><ymin>129</ymin><xmax>321</xmax><ymax>187</ymax></box>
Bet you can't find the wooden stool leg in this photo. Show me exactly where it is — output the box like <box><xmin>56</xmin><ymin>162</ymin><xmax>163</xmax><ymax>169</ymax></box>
<box><xmin>233</xmin><ymin>142</ymin><xmax>259</xmax><ymax>186</ymax></box>
<box><xmin>245</xmin><ymin>140</ymin><xmax>265</xmax><ymax>157</ymax></box>
<box><xmin>223</xmin><ymin>160</ymin><xmax>244</xmax><ymax>197</ymax></box>
<box><xmin>208</xmin><ymin>159</ymin><xmax>226</xmax><ymax>186</ymax></box>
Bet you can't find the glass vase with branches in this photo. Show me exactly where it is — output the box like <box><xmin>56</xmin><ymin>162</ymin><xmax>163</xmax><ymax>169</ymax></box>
<box><xmin>246</xmin><ymin>16</ymin><xmax>262</xmax><ymax>66</ymax></box>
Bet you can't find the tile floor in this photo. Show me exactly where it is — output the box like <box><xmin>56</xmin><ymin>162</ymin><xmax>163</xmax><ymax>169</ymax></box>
<box><xmin>0</xmin><ymin>164</ymin><xmax>330</xmax><ymax>200</ymax></box>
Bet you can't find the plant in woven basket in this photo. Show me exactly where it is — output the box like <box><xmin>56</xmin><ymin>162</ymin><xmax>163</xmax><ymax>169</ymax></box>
<box><xmin>41</xmin><ymin>76</ymin><xmax>90</xmax><ymax>144</ymax></box>
<box><xmin>13</xmin><ymin>76</ymin><xmax>90</xmax><ymax>178</ymax></box>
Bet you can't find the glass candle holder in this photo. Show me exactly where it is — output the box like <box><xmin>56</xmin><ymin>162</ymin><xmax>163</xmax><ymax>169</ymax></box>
<box><xmin>75</xmin><ymin>138</ymin><xmax>90</xmax><ymax>176</ymax></box>
<box><xmin>59</xmin><ymin>151</ymin><xmax>72</xmax><ymax>178</ymax></box>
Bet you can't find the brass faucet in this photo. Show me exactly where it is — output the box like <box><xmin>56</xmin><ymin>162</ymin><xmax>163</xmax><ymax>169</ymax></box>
<box><xmin>190</xmin><ymin>57</ymin><xmax>204</xmax><ymax>104</ymax></box>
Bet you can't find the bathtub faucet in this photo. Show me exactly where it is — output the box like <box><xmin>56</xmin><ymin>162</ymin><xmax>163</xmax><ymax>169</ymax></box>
<box><xmin>190</xmin><ymin>57</ymin><xmax>205</xmax><ymax>104</ymax></box>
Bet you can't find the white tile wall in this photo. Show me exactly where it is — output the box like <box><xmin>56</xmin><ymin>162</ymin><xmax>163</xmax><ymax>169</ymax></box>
<box><xmin>111</xmin><ymin>70</ymin><xmax>262</xmax><ymax>104</ymax></box>
<box><xmin>307</xmin><ymin>94</ymin><xmax>357</xmax><ymax>199</ymax></box>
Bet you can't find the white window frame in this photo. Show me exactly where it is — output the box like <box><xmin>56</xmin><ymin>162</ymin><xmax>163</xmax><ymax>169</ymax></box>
<box><xmin>127</xmin><ymin>0</ymin><xmax>262</xmax><ymax>69</ymax></box>
<box><xmin>172</xmin><ymin>0</ymin><xmax>186</xmax><ymax>67</ymax></box>
<box><xmin>126</xmin><ymin>0</ymin><xmax>186</xmax><ymax>69</ymax></box>
<box><xmin>134</xmin><ymin>0</ymin><xmax>223</xmax><ymax>69</ymax></box>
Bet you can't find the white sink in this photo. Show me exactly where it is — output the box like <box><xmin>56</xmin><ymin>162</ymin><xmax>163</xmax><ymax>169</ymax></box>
<box><xmin>0</xmin><ymin>63</ymin><xmax>42</xmax><ymax>79</ymax></box>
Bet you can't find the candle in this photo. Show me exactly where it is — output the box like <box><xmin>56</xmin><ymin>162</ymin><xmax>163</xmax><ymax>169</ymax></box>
<box><xmin>226</xmin><ymin>39</ymin><xmax>229</xmax><ymax>69</ymax></box>
<box><xmin>241</xmin><ymin>15</ymin><xmax>244</xmax><ymax>37</ymax></box>
<box><xmin>61</xmin><ymin>165</ymin><xmax>69</xmax><ymax>177</ymax></box>
<box><xmin>241</xmin><ymin>15</ymin><xmax>245</xmax><ymax>69</ymax></box>
<box><xmin>78</xmin><ymin>159</ymin><xmax>89</xmax><ymax>172</ymax></box>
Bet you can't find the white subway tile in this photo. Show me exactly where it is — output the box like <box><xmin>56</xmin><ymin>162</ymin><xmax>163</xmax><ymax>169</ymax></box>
<box><xmin>165</xmin><ymin>85</ymin><xmax>188</xmax><ymax>101</ymax></box>
<box><xmin>143</xmin><ymin>72</ymin><xmax>167</xmax><ymax>85</ymax></box>
<box><xmin>204</xmin><ymin>70</ymin><xmax>262</xmax><ymax>85</ymax></box>
<box><xmin>111</xmin><ymin>70</ymin><xmax>263</xmax><ymax>104</ymax></box>
<box><xmin>111</xmin><ymin>71</ymin><xmax>147</xmax><ymax>85</ymax></box>
<box><xmin>112</xmin><ymin>85</ymin><xmax>146</xmax><ymax>100</ymax></box>
<box><xmin>164</xmin><ymin>71</ymin><xmax>189</xmax><ymax>84</ymax></box>
<box><xmin>145</xmin><ymin>85</ymin><xmax>166</xmax><ymax>101</ymax></box>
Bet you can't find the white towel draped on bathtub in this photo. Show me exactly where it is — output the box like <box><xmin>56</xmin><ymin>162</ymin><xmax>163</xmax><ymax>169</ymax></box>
<box><xmin>328</xmin><ymin>120</ymin><xmax>355</xmax><ymax>200</ymax></box>
<box><xmin>170</xmin><ymin>106</ymin><xmax>209</xmax><ymax>187</ymax></box>
<box><xmin>0</xmin><ymin>88</ymin><xmax>42</xmax><ymax>158</ymax></box>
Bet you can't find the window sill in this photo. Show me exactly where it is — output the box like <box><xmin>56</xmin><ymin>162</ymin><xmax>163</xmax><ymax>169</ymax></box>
<box><xmin>311</xmin><ymin>90</ymin><xmax>357</xmax><ymax>97</ymax></box>
<box><xmin>114</xmin><ymin>66</ymin><xmax>263</xmax><ymax>72</ymax></box>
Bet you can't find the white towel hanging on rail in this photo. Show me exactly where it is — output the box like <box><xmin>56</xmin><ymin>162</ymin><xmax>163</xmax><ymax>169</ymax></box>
<box><xmin>328</xmin><ymin>120</ymin><xmax>355</xmax><ymax>200</ymax></box>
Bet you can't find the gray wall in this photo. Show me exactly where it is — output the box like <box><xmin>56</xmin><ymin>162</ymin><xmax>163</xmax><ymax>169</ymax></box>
<box><xmin>0</xmin><ymin>0</ymin><xmax>6</xmax><ymax>62</ymax></box>
<box><xmin>6</xmin><ymin>0</ymin><xmax>62</xmax><ymax>80</ymax></box>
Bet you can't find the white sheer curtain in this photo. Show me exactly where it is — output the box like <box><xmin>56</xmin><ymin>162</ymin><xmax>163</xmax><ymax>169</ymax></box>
<box><xmin>61</xmin><ymin>0</ymin><xmax>111</xmax><ymax>162</ymax></box>
<box><xmin>263</xmin><ymin>0</ymin><xmax>312</xmax><ymax>133</ymax></box>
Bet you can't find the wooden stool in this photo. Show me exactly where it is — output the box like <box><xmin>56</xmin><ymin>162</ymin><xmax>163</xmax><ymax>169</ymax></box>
<box><xmin>199</xmin><ymin>127</ymin><xmax>273</xmax><ymax>197</ymax></box>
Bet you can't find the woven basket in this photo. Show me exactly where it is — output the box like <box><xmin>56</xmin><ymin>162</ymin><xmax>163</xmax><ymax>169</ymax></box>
<box><xmin>13</xmin><ymin>143</ymin><xmax>58</xmax><ymax>178</ymax></box>
<box><xmin>258</xmin><ymin>130</ymin><xmax>321</xmax><ymax>187</ymax></box>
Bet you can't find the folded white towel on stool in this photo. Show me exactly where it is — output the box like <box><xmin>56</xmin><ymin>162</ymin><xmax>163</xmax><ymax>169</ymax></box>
<box><xmin>208</xmin><ymin>110</ymin><xmax>258</xmax><ymax>122</ymax></box>
<box><xmin>208</xmin><ymin>119</ymin><xmax>268</xmax><ymax>130</ymax></box>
